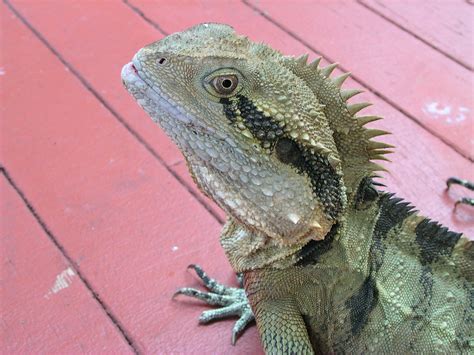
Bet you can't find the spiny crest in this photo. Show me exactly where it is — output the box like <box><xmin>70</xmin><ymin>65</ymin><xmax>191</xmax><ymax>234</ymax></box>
<box><xmin>285</xmin><ymin>53</ymin><xmax>393</xmax><ymax>177</ymax></box>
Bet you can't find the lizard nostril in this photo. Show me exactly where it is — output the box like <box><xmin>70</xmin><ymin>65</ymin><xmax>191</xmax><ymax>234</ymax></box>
<box><xmin>157</xmin><ymin>57</ymin><xmax>167</xmax><ymax>66</ymax></box>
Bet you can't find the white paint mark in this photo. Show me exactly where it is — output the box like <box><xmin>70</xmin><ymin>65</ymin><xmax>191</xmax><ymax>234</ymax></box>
<box><xmin>455</xmin><ymin>107</ymin><xmax>470</xmax><ymax>123</ymax></box>
<box><xmin>171</xmin><ymin>245</ymin><xmax>179</xmax><ymax>252</ymax></box>
<box><xmin>44</xmin><ymin>267</ymin><xmax>76</xmax><ymax>299</ymax></box>
<box><xmin>0</xmin><ymin>68</ymin><xmax>5</xmax><ymax>76</ymax></box>
<box><xmin>424</xmin><ymin>102</ymin><xmax>451</xmax><ymax>116</ymax></box>
<box><xmin>423</xmin><ymin>102</ymin><xmax>471</xmax><ymax>125</ymax></box>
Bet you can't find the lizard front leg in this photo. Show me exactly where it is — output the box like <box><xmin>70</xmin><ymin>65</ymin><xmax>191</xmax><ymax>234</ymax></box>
<box><xmin>244</xmin><ymin>269</ymin><xmax>315</xmax><ymax>354</ymax></box>
<box><xmin>250</xmin><ymin>298</ymin><xmax>314</xmax><ymax>354</ymax></box>
<box><xmin>174</xmin><ymin>264</ymin><xmax>255</xmax><ymax>344</ymax></box>
<box><xmin>446</xmin><ymin>177</ymin><xmax>474</xmax><ymax>207</ymax></box>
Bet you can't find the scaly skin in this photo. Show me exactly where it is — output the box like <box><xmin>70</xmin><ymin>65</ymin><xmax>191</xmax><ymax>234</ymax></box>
<box><xmin>121</xmin><ymin>24</ymin><xmax>473</xmax><ymax>354</ymax></box>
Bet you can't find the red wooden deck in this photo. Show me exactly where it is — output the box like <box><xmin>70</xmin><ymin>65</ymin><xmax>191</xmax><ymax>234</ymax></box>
<box><xmin>1</xmin><ymin>1</ymin><xmax>472</xmax><ymax>353</ymax></box>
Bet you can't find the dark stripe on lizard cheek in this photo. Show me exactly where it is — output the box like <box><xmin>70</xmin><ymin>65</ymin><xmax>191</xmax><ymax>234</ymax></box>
<box><xmin>221</xmin><ymin>95</ymin><xmax>284</xmax><ymax>148</ymax></box>
<box><xmin>220</xmin><ymin>95</ymin><xmax>343</xmax><ymax>219</ymax></box>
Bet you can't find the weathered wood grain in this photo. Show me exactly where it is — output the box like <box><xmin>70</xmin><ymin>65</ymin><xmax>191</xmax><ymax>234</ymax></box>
<box><xmin>0</xmin><ymin>175</ymin><xmax>133</xmax><ymax>353</ymax></box>
<box><xmin>361</xmin><ymin>0</ymin><xmax>473</xmax><ymax>70</ymax></box>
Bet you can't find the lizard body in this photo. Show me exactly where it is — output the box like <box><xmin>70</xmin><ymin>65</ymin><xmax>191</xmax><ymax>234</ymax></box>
<box><xmin>121</xmin><ymin>24</ymin><xmax>473</xmax><ymax>353</ymax></box>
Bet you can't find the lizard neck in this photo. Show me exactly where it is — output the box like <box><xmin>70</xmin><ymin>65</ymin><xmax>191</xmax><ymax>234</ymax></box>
<box><xmin>220</xmin><ymin>192</ymin><xmax>382</xmax><ymax>275</ymax></box>
<box><xmin>220</xmin><ymin>217</ymin><xmax>340</xmax><ymax>273</ymax></box>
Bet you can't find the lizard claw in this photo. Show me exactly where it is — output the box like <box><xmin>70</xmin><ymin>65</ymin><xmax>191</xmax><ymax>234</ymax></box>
<box><xmin>174</xmin><ymin>264</ymin><xmax>255</xmax><ymax>345</ymax></box>
<box><xmin>446</xmin><ymin>177</ymin><xmax>474</xmax><ymax>209</ymax></box>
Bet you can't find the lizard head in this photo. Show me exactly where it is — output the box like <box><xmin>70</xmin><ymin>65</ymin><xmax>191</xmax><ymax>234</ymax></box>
<box><xmin>122</xmin><ymin>23</ymin><xmax>347</xmax><ymax>244</ymax></box>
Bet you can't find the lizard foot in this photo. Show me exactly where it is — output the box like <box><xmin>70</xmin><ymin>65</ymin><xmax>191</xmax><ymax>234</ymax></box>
<box><xmin>174</xmin><ymin>264</ymin><xmax>255</xmax><ymax>345</ymax></box>
<box><xmin>446</xmin><ymin>177</ymin><xmax>474</xmax><ymax>208</ymax></box>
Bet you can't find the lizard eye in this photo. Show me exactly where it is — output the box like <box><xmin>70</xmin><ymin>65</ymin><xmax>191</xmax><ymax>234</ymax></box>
<box><xmin>203</xmin><ymin>70</ymin><xmax>243</xmax><ymax>98</ymax></box>
<box><xmin>212</xmin><ymin>75</ymin><xmax>239</xmax><ymax>96</ymax></box>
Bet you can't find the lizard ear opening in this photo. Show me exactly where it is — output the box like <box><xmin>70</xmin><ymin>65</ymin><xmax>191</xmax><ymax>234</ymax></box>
<box><xmin>275</xmin><ymin>138</ymin><xmax>303</xmax><ymax>165</ymax></box>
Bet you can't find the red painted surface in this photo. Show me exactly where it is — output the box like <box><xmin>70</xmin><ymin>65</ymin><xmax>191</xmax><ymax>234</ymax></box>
<box><xmin>1</xmin><ymin>0</ymin><xmax>473</xmax><ymax>353</ymax></box>
<box><xmin>0</xmin><ymin>176</ymin><xmax>132</xmax><ymax>353</ymax></box>
<box><xmin>248</xmin><ymin>0</ymin><xmax>473</xmax><ymax>159</ymax></box>
<box><xmin>361</xmin><ymin>0</ymin><xmax>474</xmax><ymax>70</ymax></box>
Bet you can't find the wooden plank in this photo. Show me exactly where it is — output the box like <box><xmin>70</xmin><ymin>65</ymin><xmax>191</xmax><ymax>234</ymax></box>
<box><xmin>361</xmin><ymin>0</ymin><xmax>473</xmax><ymax>70</ymax></box>
<box><xmin>129</xmin><ymin>0</ymin><xmax>473</xmax><ymax>236</ymax></box>
<box><xmin>0</xmin><ymin>175</ymin><xmax>133</xmax><ymax>353</ymax></box>
<box><xmin>246</xmin><ymin>0</ymin><xmax>473</xmax><ymax>159</ymax></box>
<box><xmin>1</xmin><ymin>4</ymin><xmax>260</xmax><ymax>353</ymax></box>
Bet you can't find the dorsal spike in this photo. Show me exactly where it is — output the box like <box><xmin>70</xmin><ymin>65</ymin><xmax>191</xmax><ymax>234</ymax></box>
<box><xmin>370</xmin><ymin>155</ymin><xmax>392</xmax><ymax>162</ymax></box>
<box><xmin>295</xmin><ymin>54</ymin><xmax>309</xmax><ymax>66</ymax></box>
<box><xmin>332</xmin><ymin>72</ymin><xmax>351</xmax><ymax>88</ymax></box>
<box><xmin>347</xmin><ymin>102</ymin><xmax>372</xmax><ymax>115</ymax></box>
<box><xmin>370</xmin><ymin>149</ymin><xmax>393</xmax><ymax>155</ymax></box>
<box><xmin>368</xmin><ymin>141</ymin><xmax>395</xmax><ymax>150</ymax></box>
<box><xmin>368</xmin><ymin>162</ymin><xmax>389</xmax><ymax>172</ymax></box>
<box><xmin>358</xmin><ymin>115</ymin><xmax>382</xmax><ymax>125</ymax></box>
<box><xmin>320</xmin><ymin>63</ymin><xmax>338</xmax><ymax>77</ymax></box>
<box><xmin>341</xmin><ymin>88</ymin><xmax>363</xmax><ymax>101</ymax></box>
<box><xmin>370</xmin><ymin>149</ymin><xmax>394</xmax><ymax>156</ymax></box>
<box><xmin>308</xmin><ymin>57</ymin><xmax>322</xmax><ymax>70</ymax></box>
<box><xmin>366</xmin><ymin>129</ymin><xmax>391</xmax><ymax>138</ymax></box>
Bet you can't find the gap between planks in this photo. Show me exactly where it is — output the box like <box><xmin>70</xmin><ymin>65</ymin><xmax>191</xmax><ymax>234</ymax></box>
<box><xmin>357</xmin><ymin>0</ymin><xmax>473</xmax><ymax>72</ymax></box>
<box><xmin>0</xmin><ymin>166</ymin><xmax>140</xmax><ymax>355</ymax></box>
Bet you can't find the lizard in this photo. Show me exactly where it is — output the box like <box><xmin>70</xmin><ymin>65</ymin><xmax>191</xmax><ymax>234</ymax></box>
<box><xmin>121</xmin><ymin>23</ymin><xmax>473</xmax><ymax>354</ymax></box>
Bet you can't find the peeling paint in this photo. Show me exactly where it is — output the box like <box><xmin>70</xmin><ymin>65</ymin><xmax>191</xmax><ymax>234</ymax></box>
<box><xmin>44</xmin><ymin>267</ymin><xmax>76</xmax><ymax>299</ymax></box>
